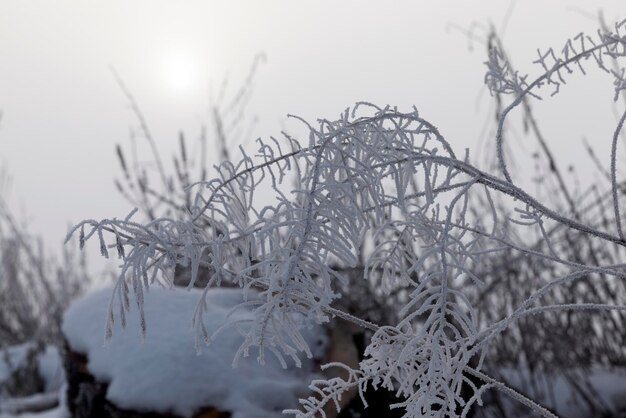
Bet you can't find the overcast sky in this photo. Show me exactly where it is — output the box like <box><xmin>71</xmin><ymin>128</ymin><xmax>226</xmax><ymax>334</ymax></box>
<box><xmin>0</xmin><ymin>1</ymin><xmax>624</xmax><ymax>273</ymax></box>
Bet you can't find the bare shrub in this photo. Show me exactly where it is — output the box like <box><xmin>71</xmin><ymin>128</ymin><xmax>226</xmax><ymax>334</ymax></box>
<box><xmin>72</xmin><ymin>19</ymin><xmax>626</xmax><ymax>418</ymax></box>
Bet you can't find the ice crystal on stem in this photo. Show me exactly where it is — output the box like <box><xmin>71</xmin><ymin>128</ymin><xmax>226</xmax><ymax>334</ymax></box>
<box><xmin>69</xmin><ymin>20</ymin><xmax>626</xmax><ymax>418</ymax></box>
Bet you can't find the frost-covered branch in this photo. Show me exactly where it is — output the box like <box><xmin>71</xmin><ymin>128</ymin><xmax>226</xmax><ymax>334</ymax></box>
<box><xmin>71</xmin><ymin>19</ymin><xmax>626</xmax><ymax>418</ymax></box>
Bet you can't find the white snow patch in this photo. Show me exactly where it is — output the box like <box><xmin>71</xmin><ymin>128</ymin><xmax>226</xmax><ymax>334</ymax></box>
<box><xmin>62</xmin><ymin>287</ymin><xmax>327</xmax><ymax>418</ymax></box>
<box><xmin>0</xmin><ymin>407</ymin><xmax>66</xmax><ymax>418</ymax></box>
<box><xmin>36</xmin><ymin>347</ymin><xmax>63</xmax><ymax>393</ymax></box>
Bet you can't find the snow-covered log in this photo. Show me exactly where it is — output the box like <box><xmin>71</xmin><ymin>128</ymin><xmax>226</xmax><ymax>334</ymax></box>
<box><xmin>62</xmin><ymin>287</ymin><xmax>355</xmax><ymax>418</ymax></box>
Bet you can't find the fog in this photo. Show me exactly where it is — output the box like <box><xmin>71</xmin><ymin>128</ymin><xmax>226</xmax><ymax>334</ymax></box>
<box><xmin>0</xmin><ymin>0</ymin><xmax>624</xmax><ymax>273</ymax></box>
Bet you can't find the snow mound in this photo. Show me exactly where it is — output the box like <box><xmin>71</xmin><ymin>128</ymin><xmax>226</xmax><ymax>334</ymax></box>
<box><xmin>62</xmin><ymin>287</ymin><xmax>327</xmax><ymax>418</ymax></box>
<box><xmin>36</xmin><ymin>347</ymin><xmax>63</xmax><ymax>392</ymax></box>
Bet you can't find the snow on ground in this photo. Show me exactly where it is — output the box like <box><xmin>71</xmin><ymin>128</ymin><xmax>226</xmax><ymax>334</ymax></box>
<box><xmin>0</xmin><ymin>407</ymin><xmax>65</xmax><ymax>418</ymax></box>
<box><xmin>62</xmin><ymin>286</ymin><xmax>327</xmax><ymax>418</ymax></box>
<box><xmin>0</xmin><ymin>390</ymin><xmax>66</xmax><ymax>418</ymax></box>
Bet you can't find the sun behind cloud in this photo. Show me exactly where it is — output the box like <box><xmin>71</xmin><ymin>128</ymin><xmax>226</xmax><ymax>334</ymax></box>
<box><xmin>160</xmin><ymin>52</ymin><xmax>200</xmax><ymax>95</ymax></box>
